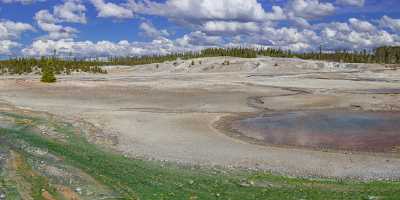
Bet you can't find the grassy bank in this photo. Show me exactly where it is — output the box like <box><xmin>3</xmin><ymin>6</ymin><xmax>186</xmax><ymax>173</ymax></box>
<box><xmin>0</xmin><ymin>112</ymin><xmax>399</xmax><ymax>199</ymax></box>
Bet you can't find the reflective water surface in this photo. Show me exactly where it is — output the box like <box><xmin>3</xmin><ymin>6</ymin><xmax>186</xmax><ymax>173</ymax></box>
<box><xmin>232</xmin><ymin>111</ymin><xmax>400</xmax><ymax>152</ymax></box>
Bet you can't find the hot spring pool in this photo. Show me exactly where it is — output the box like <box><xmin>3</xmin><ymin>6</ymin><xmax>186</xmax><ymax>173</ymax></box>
<box><xmin>232</xmin><ymin>110</ymin><xmax>400</xmax><ymax>152</ymax></box>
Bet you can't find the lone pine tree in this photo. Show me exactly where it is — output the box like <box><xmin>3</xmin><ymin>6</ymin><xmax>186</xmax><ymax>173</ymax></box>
<box><xmin>41</xmin><ymin>66</ymin><xmax>56</xmax><ymax>83</ymax></box>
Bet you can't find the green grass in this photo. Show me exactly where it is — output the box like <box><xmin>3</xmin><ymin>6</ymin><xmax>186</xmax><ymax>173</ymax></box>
<box><xmin>0</xmin><ymin>113</ymin><xmax>400</xmax><ymax>199</ymax></box>
<box><xmin>13</xmin><ymin>153</ymin><xmax>63</xmax><ymax>200</ymax></box>
<box><xmin>0</xmin><ymin>146</ymin><xmax>21</xmax><ymax>200</ymax></box>
<box><xmin>0</xmin><ymin>177</ymin><xmax>21</xmax><ymax>200</ymax></box>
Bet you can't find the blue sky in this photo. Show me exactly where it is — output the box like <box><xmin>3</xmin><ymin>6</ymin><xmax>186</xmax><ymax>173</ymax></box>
<box><xmin>0</xmin><ymin>0</ymin><xmax>399</xmax><ymax>57</ymax></box>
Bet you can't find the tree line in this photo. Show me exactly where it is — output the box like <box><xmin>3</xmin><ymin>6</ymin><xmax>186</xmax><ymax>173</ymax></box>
<box><xmin>257</xmin><ymin>46</ymin><xmax>400</xmax><ymax>64</ymax></box>
<box><xmin>109</xmin><ymin>46</ymin><xmax>400</xmax><ymax>66</ymax></box>
<box><xmin>108</xmin><ymin>48</ymin><xmax>257</xmax><ymax>66</ymax></box>
<box><xmin>1</xmin><ymin>46</ymin><xmax>399</xmax><ymax>76</ymax></box>
<box><xmin>0</xmin><ymin>57</ymin><xmax>107</xmax><ymax>75</ymax></box>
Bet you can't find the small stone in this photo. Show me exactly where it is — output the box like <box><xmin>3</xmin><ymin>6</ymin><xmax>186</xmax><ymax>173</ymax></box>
<box><xmin>239</xmin><ymin>182</ymin><xmax>251</xmax><ymax>187</ymax></box>
<box><xmin>189</xmin><ymin>180</ymin><xmax>194</xmax><ymax>185</ymax></box>
<box><xmin>75</xmin><ymin>187</ymin><xmax>82</xmax><ymax>194</ymax></box>
<box><xmin>0</xmin><ymin>193</ymin><xmax>6</xmax><ymax>199</ymax></box>
<box><xmin>189</xmin><ymin>195</ymin><xmax>198</xmax><ymax>200</ymax></box>
<box><xmin>368</xmin><ymin>196</ymin><xmax>379</xmax><ymax>200</ymax></box>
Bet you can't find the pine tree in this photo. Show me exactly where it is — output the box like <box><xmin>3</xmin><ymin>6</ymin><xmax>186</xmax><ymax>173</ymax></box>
<box><xmin>41</xmin><ymin>66</ymin><xmax>57</xmax><ymax>83</ymax></box>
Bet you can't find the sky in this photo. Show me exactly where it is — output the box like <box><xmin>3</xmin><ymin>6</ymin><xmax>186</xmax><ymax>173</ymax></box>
<box><xmin>0</xmin><ymin>0</ymin><xmax>399</xmax><ymax>58</ymax></box>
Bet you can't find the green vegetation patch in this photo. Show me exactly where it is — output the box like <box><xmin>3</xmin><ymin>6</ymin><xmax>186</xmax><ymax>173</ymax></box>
<box><xmin>0</xmin><ymin>112</ymin><xmax>399</xmax><ymax>200</ymax></box>
<box><xmin>0</xmin><ymin>57</ymin><xmax>107</xmax><ymax>75</ymax></box>
<box><xmin>41</xmin><ymin>66</ymin><xmax>57</xmax><ymax>83</ymax></box>
<box><xmin>0</xmin><ymin>177</ymin><xmax>21</xmax><ymax>200</ymax></box>
<box><xmin>0</xmin><ymin>145</ymin><xmax>22</xmax><ymax>200</ymax></box>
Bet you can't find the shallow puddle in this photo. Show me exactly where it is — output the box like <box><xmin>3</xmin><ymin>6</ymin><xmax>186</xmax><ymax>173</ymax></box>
<box><xmin>366</xmin><ymin>88</ymin><xmax>400</xmax><ymax>94</ymax></box>
<box><xmin>232</xmin><ymin>110</ymin><xmax>400</xmax><ymax>152</ymax></box>
<box><xmin>348</xmin><ymin>88</ymin><xmax>400</xmax><ymax>94</ymax></box>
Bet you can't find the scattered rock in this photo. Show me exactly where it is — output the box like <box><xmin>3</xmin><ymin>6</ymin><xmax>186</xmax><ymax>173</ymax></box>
<box><xmin>75</xmin><ymin>187</ymin><xmax>82</xmax><ymax>194</ymax></box>
<box><xmin>249</xmin><ymin>180</ymin><xmax>255</xmax><ymax>185</ymax></box>
<box><xmin>239</xmin><ymin>180</ymin><xmax>255</xmax><ymax>187</ymax></box>
<box><xmin>350</xmin><ymin>104</ymin><xmax>362</xmax><ymax>110</ymax></box>
<box><xmin>368</xmin><ymin>196</ymin><xmax>380</xmax><ymax>200</ymax></box>
<box><xmin>239</xmin><ymin>182</ymin><xmax>251</xmax><ymax>187</ymax></box>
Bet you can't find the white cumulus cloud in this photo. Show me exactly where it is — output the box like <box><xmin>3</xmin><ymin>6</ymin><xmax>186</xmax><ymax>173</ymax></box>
<box><xmin>139</xmin><ymin>22</ymin><xmax>169</xmax><ymax>39</ymax></box>
<box><xmin>202</xmin><ymin>21</ymin><xmax>261</xmax><ymax>35</ymax></box>
<box><xmin>288</xmin><ymin>0</ymin><xmax>335</xmax><ymax>19</ymax></box>
<box><xmin>318</xmin><ymin>19</ymin><xmax>399</xmax><ymax>50</ymax></box>
<box><xmin>0</xmin><ymin>40</ymin><xmax>20</xmax><ymax>55</ymax></box>
<box><xmin>380</xmin><ymin>16</ymin><xmax>400</xmax><ymax>32</ymax></box>
<box><xmin>127</xmin><ymin>0</ymin><xmax>285</xmax><ymax>23</ymax></box>
<box><xmin>35</xmin><ymin>10</ymin><xmax>78</xmax><ymax>40</ymax></box>
<box><xmin>349</xmin><ymin>18</ymin><xmax>376</xmax><ymax>33</ymax></box>
<box><xmin>176</xmin><ymin>31</ymin><xmax>223</xmax><ymax>47</ymax></box>
<box><xmin>91</xmin><ymin>0</ymin><xmax>134</xmax><ymax>19</ymax></box>
<box><xmin>34</xmin><ymin>1</ymin><xmax>86</xmax><ymax>40</ymax></box>
<box><xmin>0</xmin><ymin>20</ymin><xmax>34</xmax><ymax>55</ymax></box>
<box><xmin>0</xmin><ymin>20</ymin><xmax>35</xmax><ymax>40</ymax></box>
<box><xmin>54</xmin><ymin>0</ymin><xmax>87</xmax><ymax>24</ymax></box>
<box><xmin>22</xmin><ymin>31</ymin><xmax>225</xmax><ymax>57</ymax></box>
